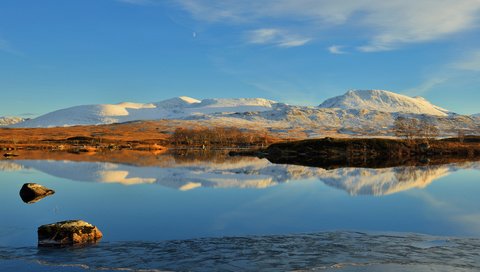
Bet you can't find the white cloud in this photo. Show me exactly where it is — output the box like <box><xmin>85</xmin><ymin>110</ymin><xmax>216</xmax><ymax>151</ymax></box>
<box><xmin>247</xmin><ymin>28</ymin><xmax>279</xmax><ymax>44</ymax></box>
<box><xmin>278</xmin><ymin>39</ymin><xmax>310</xmax><ymax>48</ymax></box>
<box><xmin>246</xmin><ymin>28</ymin><xmax>310</xmax><ymax>48</ymax></box>
<box><xmin>328</xmin><ymin>45</ymin><xmax>346</xmax><ymax>54</ymax></box>
<box><xmin>175</xmin><ymin>0</ymin><xmax>480</xmax><ymax>52</ymax></box>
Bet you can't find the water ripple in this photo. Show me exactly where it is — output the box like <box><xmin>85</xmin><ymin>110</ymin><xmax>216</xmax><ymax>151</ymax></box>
<box><xmin>1</xmin><ymin>231</ymin><xmax>479</xmax><ymax>271</ymax></box>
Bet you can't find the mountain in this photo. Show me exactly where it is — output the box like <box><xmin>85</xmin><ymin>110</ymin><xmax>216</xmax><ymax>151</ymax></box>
<box><xmin>319</xmin><ymin>90</ymin><xmax>449</xmax><ymax>116</ymax></box>
<box><xmin>13</xmin><ymin>97</ymin><xmax>276</xmax><ymax>128</ymax></box>
<box><xmin>9</xmin><ymin>90</ymin><xmax>480</xmax><ymax>137</ymax></box>
<box><xmin>0</xmin><ymin>116</ymin><xmax>25</xmax><ymax>126</ymax></box>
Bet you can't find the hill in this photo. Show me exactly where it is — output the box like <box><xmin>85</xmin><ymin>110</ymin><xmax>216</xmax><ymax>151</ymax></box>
<box><xmin>319</xmin><ymin>90</ymin><xmax>449</xmax><ymax>116</ymax></box>
<box><xmin>8</xmin><ymin>90</ymin><xmax>480</xmax><ymax>137</ymax></box>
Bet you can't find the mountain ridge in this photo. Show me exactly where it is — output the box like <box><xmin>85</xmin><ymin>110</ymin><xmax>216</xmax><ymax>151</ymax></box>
<box><xmin>8</xmin><ymin>90</ymin><xmax>480</xmax><ymax>137</ymax></box>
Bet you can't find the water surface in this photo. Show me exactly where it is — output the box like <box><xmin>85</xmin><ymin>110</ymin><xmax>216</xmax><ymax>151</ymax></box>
<box><xmin>0</xmin><ymin>153</ymin><xmax>479</xmax><ymax>271</ymax></box>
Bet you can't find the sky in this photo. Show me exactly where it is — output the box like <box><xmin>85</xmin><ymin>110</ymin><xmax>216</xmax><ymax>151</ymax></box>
<box><xmin>1</xmin><ymin>0</ymin><xmax>480</xmax><ymax>117</ymax></box>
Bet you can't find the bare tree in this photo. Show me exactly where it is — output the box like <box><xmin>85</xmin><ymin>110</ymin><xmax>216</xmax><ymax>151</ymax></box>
<box><xmin>418</xmin><ymin>119</ymin><xmax>439</xmax><ymax>144</ymax></box>
<box><xmin>457</xmin><ymin>129</ymin><xmax>465</xmax><ymax>143</ymax></box>
<box><xmin>393</xmin><ymin>117</ymin><xmax>419</xmax><ymax>142</ymax></box>
<box><xmin>171</xmin><ymin>127</ymin><xmax>272</xmax><ymax>147</ymax></box>
<box><xmin>394</xmin><ymin>117</ymin><xmax>439</xmax><ymax>144</ymax></box>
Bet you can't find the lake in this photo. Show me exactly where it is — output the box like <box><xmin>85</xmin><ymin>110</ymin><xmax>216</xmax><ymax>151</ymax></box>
<box><xmin>1</xmin><ymin>152</ymin><xmax>479</xmax><ymax>271</ymax></box>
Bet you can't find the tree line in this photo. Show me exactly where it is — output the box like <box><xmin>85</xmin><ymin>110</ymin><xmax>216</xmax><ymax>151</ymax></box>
<box><xmin>393</xmin><ymin>117</ymin><xmax>439</xmax><ymax>143</ymax></box>
<box><xmin>170</xmin><ymin>127</ymin><xmax>272</xmax><ymax>147</ymax></box>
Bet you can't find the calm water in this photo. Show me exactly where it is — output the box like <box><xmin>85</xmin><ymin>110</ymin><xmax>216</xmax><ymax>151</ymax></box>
<box><xmin>0</xmin><ymin>154</ymin><xmax>479</xmax><ymax>271</ymax></box>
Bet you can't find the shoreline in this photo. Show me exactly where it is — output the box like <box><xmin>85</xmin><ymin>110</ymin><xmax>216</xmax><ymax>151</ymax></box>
<box><xmin>231</xmin><ymin>137</ymin><xmax>480</xmax><ymax>169</ymax></box>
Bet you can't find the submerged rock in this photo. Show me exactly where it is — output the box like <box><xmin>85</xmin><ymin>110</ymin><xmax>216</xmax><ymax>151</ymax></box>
<box><xmin>19</xmin><ymin>183</ymin><xmax>55</xmax><ymax>204</ymax></box>
<box><xmin>38</xmin><ymin>220</ymin><xmax>103</xmax><ymax>247</ymax></box>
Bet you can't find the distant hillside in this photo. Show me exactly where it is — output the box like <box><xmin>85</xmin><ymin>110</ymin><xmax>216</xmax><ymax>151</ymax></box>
<box><xmin>9</xmin><ymin>90</ymin><xmax>480</xmax><ymax>137</ymax></box>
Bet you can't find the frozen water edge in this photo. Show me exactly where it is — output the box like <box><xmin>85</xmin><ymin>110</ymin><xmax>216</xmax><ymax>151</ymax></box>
<box><xmin>1</xmin><ymin>231</ymin><xmax>479</xmax><ymax>271</ymax></box>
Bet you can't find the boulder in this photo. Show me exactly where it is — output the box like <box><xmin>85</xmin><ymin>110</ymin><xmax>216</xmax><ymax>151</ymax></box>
<box><xmin>19</xmin><ymin>183</ymin><xmax>55</xmax><ymax>204</ymax></box>
<box><xmin>38</xmin><ymin>220</ymin><xmax>103</xmax><ymax>247</ymax></box>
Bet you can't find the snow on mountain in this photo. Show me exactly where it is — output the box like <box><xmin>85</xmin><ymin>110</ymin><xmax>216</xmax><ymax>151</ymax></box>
<box><xmin>13</xmin><ymin>97</ymin><xmax>276</xmax><ymax>128</ymax></box>
<box><xmin>319</xmin><ymin>90</ymin><xmax>449</xmax><ymax>116</ymax></box>
<box><xmin>9</xmin><ymin>90</ymin><xmax>479</xmax><ymax>136</ymax></box>
<box><xmin>0</xmin><ymin>116</ymin><xmax>25</xmax><ymax>126</ymax></box>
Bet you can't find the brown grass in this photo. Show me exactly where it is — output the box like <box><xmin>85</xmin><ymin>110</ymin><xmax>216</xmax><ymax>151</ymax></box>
<box><xmin>0</xmin><ymin>120</ymin><xmax>282</xmax><ymax>152</ymax></box>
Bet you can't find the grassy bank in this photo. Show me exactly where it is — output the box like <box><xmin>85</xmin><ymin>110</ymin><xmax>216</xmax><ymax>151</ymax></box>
<box><xmin>0</xmin><ymin>121</ymin><xmax>280</xmax><ymax>153</ymax></box>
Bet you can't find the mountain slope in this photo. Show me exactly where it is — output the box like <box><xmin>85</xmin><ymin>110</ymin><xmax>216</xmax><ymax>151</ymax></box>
<box><xmin>319</xmin><ymin>90</ymin><xmax>449</xmax><ymax>116</ymax></box>
<box><xmin>0</xmin><ymin>116</ymin><xmax>25</xmax><ymax>126</ymax></box>
<box><xmin>13</xmin><ymin>97</ymin><xmax>276</xmax><ymax>128</ymax></box>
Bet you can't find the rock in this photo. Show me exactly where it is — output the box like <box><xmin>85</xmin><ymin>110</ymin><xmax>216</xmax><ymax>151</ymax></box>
<box><xmin>3</xmin><ymin>153</ymin><xmax>19</xmax><ymax>158</ymax></box>
<box><xmin>418</xmin><ymin>142</ymin><xmax>430</xmax><ymax>153</ymax></box>
<box><xmin>38</xmin><ymin>220</ymin><xmax>103</xmax><ymax>247</ymax></box>
<box><xmin>19</xmin><ymin>183</ymin><xmax>55</xmax><ymax>204</ymax></box>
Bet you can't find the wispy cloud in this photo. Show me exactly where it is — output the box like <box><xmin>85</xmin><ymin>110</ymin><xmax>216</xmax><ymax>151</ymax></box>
<box><xmin>328</xmin><ymin>45</ymin><xmax>346</xmax><ymax>54</ymax></box>
<box><xmin>403</xmin><ymin>49</ymin><xmax>480</xmax><ymax>97</ymax></box>
<box><xmin>453</xmin><ymin>50</ymin><xmax>480</xmax><ymax>72</ymax></box>
<box><xmin>246</xmin><ymin>28</ymin><xmax>310</xmax><ymax>48</ymax></box>
<box><xmin>403</xmin><ymin>76</ymin><xmax>450</xmax><ymax>97</ymax></box>
<box><xmin>175</xmin><ymin>0</ymin><xmax>480</xmax><ymax>52</ymax></box>
<box><xmin>19</xmin><ymin>113</ymin><xmax>37</xmax><ymax>117</ymax></box>
<box><xmin>0</xmin><ymin>37</ymin><xmax>21</xmax><ymax>55</ymax></box>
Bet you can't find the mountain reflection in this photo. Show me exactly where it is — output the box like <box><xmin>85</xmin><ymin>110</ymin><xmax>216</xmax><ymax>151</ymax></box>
<box><xmin>0</xmin><ymin>155</ymin><xmax>478</xmax><ymax>196</ymax></box>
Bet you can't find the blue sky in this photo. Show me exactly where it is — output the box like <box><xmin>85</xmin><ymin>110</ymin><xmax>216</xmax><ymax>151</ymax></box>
<box><xmin>1</xmin><ymin>0</ymin><xmax>480</xmax><ymax>116</ymax></box>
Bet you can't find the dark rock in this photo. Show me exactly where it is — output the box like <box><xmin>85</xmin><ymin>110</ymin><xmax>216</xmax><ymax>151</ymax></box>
<box><xmin>419</xmin><ymin>157</ymin><xmax>430</xmax><ymax>164</ymax></box>
<box><xmin>19</xmin><ymin>183</ymin><xmax>55</xmax><ymax>204</ymax></box>
<box><xmin>418</xmin><ymin>143</ymin><xmax>430</xmax><ymax>152</ymax></box>
<box><xmin>38</xmin><ymin>220</ymin><xmax>103</xmax><ymax>247</ymax></box>
<box><xmin>3</xmin><ymin>153</ymin><xmax>19</xmax><ymax>158</ymax></box>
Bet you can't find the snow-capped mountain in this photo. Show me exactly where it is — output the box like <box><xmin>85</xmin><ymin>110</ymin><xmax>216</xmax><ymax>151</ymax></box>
<box><xmin>13</xmin><ymin>96</ymin><xmax>276</xmax><ymax>128</ymax></box>
<box><xmin>9</xmin><ymin>90</ymin><xmax>480</xmax><ymax>136</ymax></box>
<box><xmin>0</xmin><ymin>116</ymin><xmax>25</xmax><ymax>126</ymax></box>
<box><xmin>319</xmin><ymin>90</ymin><xmax>449</xmax><ymax>116</ymax></box>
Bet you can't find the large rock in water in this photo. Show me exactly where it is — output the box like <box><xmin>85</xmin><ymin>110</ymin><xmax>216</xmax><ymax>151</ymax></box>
<box><xmin>38</xmin><ymin>220</ymin><xmax>103</xmax><ymax>247</ymax></box>
<box><xmin>19</xmin><ymin>183</ymin><xmax>55</xmax><ymax>204</ymax></box>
